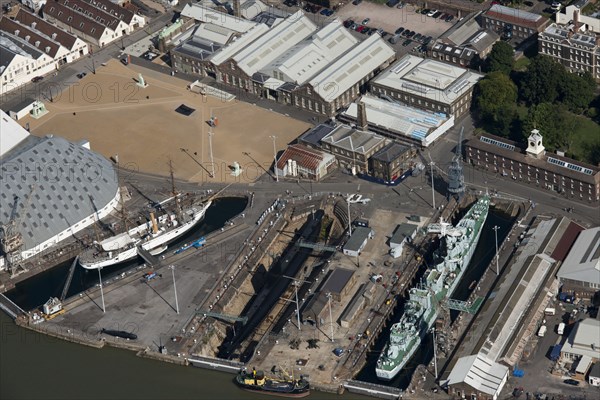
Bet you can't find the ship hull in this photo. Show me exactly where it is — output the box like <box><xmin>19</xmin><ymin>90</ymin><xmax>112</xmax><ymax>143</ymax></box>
<box><xmin>235</xmin><ymin>374</ymin><xmax>309</xmax><ymax>398</ymax></box>
<box><xmin>80</xmin><ymin>202</ymin><xmax>211</xmax><ymax>269</ymax></box>
<box><xmin>375</xmin><ymin>196</ymin><xmax>489</xmax><ymax>381</ymax></box>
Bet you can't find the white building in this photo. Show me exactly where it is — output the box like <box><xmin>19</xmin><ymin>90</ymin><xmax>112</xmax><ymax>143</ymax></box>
<box><xmin>0</xmin><ymin>31</ymin><xmax>56</xmax><ymax>95</ymax></box>
<box><xmin>21</xmin><ymin>0</ymin><xmax>46</xmax><ymax>12</ymax></box>
<box><xmin>43</xmin><ymin>0</ymin><xmax>146</xmax><ymax>47</ymax></box>
<box><xmin>0</xmin><ymin>110</ymin><xmax>120</xmax><ymax>270</ymax></box>
<box><xmin>445</xmin><ymin>354</ymin><xmax>509</xmax><ymax>400</ymax></box>
<box><xmin>561</xmin><ymin>318</ymin><xmax>600</xmax><ymax>362</ymax></box>
<box><xmin>1</xmin><ymin>9</ymin><xmax>88</xmax><ymax>67</ymax></box>
<box><xmin>180</xmin><ymin>3</ymin><xmax>258</xmax><ymax>33</ymax></box>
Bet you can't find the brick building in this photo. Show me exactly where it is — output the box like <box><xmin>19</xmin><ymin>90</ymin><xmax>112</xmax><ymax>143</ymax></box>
<box><xmin>370</xmin><ymin>55</ymin><xmax>483</xmax><ymax>118</ymax></box>
<box><xmin>464</xmin><ymin>130</ymin><xmax>600</xmax><ymax>203</ymax></box>
<box><xmin>481</xmin><ymin>4</ymin><xmax>550</xmax><ymax>42</ymax></box>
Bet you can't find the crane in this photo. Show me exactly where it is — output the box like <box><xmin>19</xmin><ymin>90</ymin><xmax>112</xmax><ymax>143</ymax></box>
<box><xmin>0</xmin><ymin>185</ymin><xmax>36</xmax><ymax>276</ymax></box>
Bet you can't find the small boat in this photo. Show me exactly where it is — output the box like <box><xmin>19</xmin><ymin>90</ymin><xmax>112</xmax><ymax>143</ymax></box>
<box><xmin>235</xmin><ymin>369</ymin><xmax>310</xmax><ymax>398</ymax></box>
<box><xmin>469</xmin><ymin>280</ymin><xmax>477</xmax><ymax>290</ymax></box>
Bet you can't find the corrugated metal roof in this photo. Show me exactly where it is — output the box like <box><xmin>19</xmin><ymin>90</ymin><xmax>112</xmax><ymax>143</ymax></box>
<box><xmin>557</xmin><ymin>227</ymin><xmax>600</xmax><ymax>284</ymax></box>
<box><xmin>276</xmin><ymin>144</ymin><xmax>326</xmax><ymax>172</ymax></box>
<box><xmin>0</xmin><ymin>128</ymin><xmax>118</xmax><ymax>253</ymax></box>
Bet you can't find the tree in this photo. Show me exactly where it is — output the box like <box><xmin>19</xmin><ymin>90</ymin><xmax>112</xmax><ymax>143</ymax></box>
<box><xmin>519</xmin><ymin>55</ymin><xmax>565</xmax><ymax>106</ymax></box>
<box><xmin>473</xmin><ymin>72</ymin><xmax>518</xmax><ymax>137</ymax></box>
<box><xmin>521</xmin><ymin>103</ymin><xmax>580</xmax><ymax>151</ymax></box>
<box><xmin>559</xmin><ymin>71</ymin><xmax>596</xmax><ymax>114</ymax></box>
<box><xmin>485</xmin><ymin>41</ymin><xmax>514</xmax><ymax>74</ymax></box>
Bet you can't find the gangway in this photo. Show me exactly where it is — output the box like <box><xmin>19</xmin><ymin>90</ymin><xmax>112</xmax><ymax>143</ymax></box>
<box><xmin>198</xmin><ymin>311</ymin><xmax>248</xmax><ymax>325</ymax></box>
<box><xmin>446</xmin><ymin>297</ymin><xmax>484</xmax><ymax>314</ymax></box>
<box><xmin>137</xmin><ymin>246</ymin><xmax>160</xmax><ymax>267</ymax></box>
<box><xmin>60</xmin><ymin>256</ymin><xmax>79</xmax><ymax>301</ymax></box>
<box><xmin>295</xmin><ymin>239</ymin><xmax>337</xmax><ymax>253</ymax></box>
<box><xmin>0</xmin><ymin>293</ymin><xmax>25</xmax><ymax>320</ymax></box>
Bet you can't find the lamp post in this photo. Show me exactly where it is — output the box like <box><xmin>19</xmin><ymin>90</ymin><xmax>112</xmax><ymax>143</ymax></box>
<box><xmin>170</xmin><ymin>265</ymin><xmax>180</xmax><ymax>314</ymax></box>
<box><xmin>208</xmin><ymin>131</ymin><xmax>215</xmax><ymax>178</ymax></box>
<box><xmin>431</xmin><ymin>328</ymin><xmax>438</xmax><ymax>379</ymax></box>
<box><xmin>346</xmin><ymin>196</ymin><xmax>352</xmax><ymax>236</ymax></box>
<box><xmin>98</xmin><ymin>267</ymin><xmax>105</xmax><ymax>313</ymax></box>
<box><xmin>493</xmin><ymin>225</ymin><xmax>500</xmax><ymax>275</ymax></box>
<box><xmin>270</xmin><ymin>135</ymin><xmax>279</xmax><ymax>182</ymax></box>
<box><xmin>326</xmin><ymin>292</ymin><xmax>334</xmax><ymax>342</ymax></box>
<box><xmin>430</xmin><ymin>161</ymin><xmax>435</xmax><ymax>210</ymax></box>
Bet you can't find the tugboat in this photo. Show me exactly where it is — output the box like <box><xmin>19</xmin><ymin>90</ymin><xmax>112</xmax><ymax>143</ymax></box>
<box><xmin>235</xmin><ymin>368</ymin><xmax>310</xmax><ymax>398</ymax></box>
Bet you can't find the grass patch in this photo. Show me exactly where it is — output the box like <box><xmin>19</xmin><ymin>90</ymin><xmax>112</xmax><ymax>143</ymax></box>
<box><xmin>567</xmin><ymin>116</ymin><xmax>600</xmax><ymax>162</ymax></box>
<box><xmin>513</xmin><ymin>56</ymin><xmax>530</xmax><ymax>71</ymax></box>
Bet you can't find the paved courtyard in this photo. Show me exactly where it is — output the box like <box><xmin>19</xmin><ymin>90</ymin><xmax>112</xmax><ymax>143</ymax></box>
<box><xmin>23</xmin><ymin>60</ymin><xmax>311</xmax><ymax>184</ymax></box>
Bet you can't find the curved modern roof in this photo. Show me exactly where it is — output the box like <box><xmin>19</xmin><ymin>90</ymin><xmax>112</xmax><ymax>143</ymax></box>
<box><xmin>0</xmin><ymin>133</ymin><xmax>118</xmax><ymax>251</ymax></box>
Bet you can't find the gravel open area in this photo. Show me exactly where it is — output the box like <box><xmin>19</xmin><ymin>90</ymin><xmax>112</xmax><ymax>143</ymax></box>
<box><xmin>23</xmin><ymin>60</ymin><xmax>311</xmax><ymax>184</ymax></box>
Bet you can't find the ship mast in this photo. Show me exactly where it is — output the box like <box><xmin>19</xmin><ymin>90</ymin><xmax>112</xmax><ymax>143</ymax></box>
<box><xmin>168</xmin><ymin>159</ymin><xmax>184</xmax><ymax>221</ymax></box>
<box><xmin>116</xmin><ymin>155</ymin><xmax>129</xmax><ymax>232</ymax></box>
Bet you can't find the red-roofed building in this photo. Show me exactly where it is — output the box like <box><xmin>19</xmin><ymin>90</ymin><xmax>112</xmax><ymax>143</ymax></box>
<box><xmin>482</xmin><ymin>4</ymin><xmax>550</xmax><ymax>41</ymax></box>
<box><xmin>275</xmin><ymin>144</ymin><xmax>336</xmax><ymax>181</ymax></box>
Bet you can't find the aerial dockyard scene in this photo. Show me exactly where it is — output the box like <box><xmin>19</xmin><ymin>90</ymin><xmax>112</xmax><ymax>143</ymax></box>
<box><xmin>1</xmin><ymin>0</ymin><xmax>600</xmax><ymax>399</ymax></box>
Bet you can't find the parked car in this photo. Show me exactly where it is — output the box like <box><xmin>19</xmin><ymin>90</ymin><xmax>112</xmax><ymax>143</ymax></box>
<box><xmin>413</xmin><ymin>33</ymin><xmax>422</xmax><ymax>41</ymax></box>
<box><xmin>361</xmin><ymin>18</ymin><xmax>370</xmax><ymax>25</ymax></box>
<box><xmin>395</xmin><ymin>27</ymin><xmax>405</xmax><ymax>34</ymax></box>
<box><xmin>120</xmin><ymin>57</ymin><xmax>129</xmax><ymax>65</ymax></box>
<box><xmin>396</xmin><ymin>1</ymin><xmax>405</xmax><ymax>8</ymax></box>
<box><xmin>76</xmin><ymin>72</ymin><xmax>87</xmax><ymax>79</ymax></box>
<box><xmin>31</xmin><ymin>76</ymin><xmax>44</xmax><ymax>83</ymax></box>
<box><xmin>352</xmin><ymin>0</ymin><xmax>362</xmax><ymax>5</ymax></box>
<box><xmin>432</xmin><ymin>11</ymin><xmax>443</xmax><ymax>18</ymax></box>
<box><xmin>427</xmin><ymin>9</ymin><xmax>438</xmax><ymax>17</ymax></box>
<box><xmin>524</xmin><ymin>0</ymin><xmax>534</xmax><ymax>5</ymax></box>
<box><xmin>386</xmin><ymin>0</ymin><xmax>400</xmax><ymax>7</ymax></box>
<box><xmin>381</xmin><ymin>31</ymin><xmax>389</xmax><ymax>38</ymax></box>
<box><xmin>356</xmin><ymin>25</ymin><xmax>365</xmax><ymax>33</ymax></box>
<box><xmin>402</xmin><ymin>39</ymin><xmax>412</xmax><ymax>46</ymax></box>
<box><xmin>421</xmin><ymin>8</ymin><xmax>430</xmax><ymax>15</ymax></box>
<box><xmin>445</xmin><ymin>14</ymin><xmax>454</xmax><ymax>22</ymax></box>
<box><xmin>350</xmin><ymin>23</ymin><xmax>358</xmax><ymax>30</ymax></box>
<box><xmin>344</xmin><ymin>19</ymin><xmax>354</xmax><ymax>28</ymax></box>
<box><xmin>564</xmin><ymin>379</ymin><xmax>579</xmax><ymax>386</ymax></box>
<box><xmin>551</xmin><ymin>1</ymin><xmax>561</xmax><ymax>11</ymax></box>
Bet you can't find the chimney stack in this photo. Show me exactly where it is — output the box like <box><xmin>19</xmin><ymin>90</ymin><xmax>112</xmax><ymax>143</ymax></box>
<box><xmin>233</xmin><ymin>0</ymin><xmax>241</xmax><ymax>18</ymax></box>
<box><xmin>357</xmin><ymin>101</ymin><xmax>368</xmax><ymax>131</ymax></box>
<box><xmin>574</xmin><ymin>9</ymin><xmax>581</xmax><ymax>32</ymax></box>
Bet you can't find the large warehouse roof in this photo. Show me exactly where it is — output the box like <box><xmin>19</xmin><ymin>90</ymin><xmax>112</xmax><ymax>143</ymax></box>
<box><xmin>233</xmin><ymin>10</ymin><xmax>317</xmax><ymax>76</ymax></box>
<box><xmin>0</xmin><ymin>111</ymin><xmax>30</xmax><ymax>156</ymax></box>
<box><xmin>310</xmin><ymin>34</ymin><xmax>395</xmax><ymax>103</ymax></box>
<box><xmin>557</xmin><ymin>226</ymin><xmax>600</xmax><ymax>285</ymax></box>
<box><xmin>211</xmin><ymin>23</ymin><xmax>270</xmax><ymax>66</ymax></box>
<box><xmin>180</xmin><ymin>4</ymin><xmax>258</xmax><ymax>33</ymax></box>
<box><xmin>0</xmin><ymin>129</ymin><xmax>118</xmax><ymax>253</ymax></box>
<box><xmin>445</xmin><ymin>354</ymin><xmax>508</xmax><ymax>396</ymax></box>
<box><xmin>372</xmin><ymin>55</ymin><xmax>483</xmax><ymax>105</ymax></box>
<box><xmin>262</xmin><ymin>19</ymin><xmax>357</xmax><ymax>85</ymax></box>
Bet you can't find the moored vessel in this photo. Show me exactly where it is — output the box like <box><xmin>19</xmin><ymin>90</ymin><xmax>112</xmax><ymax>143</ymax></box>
<box><xmin>376</xmin><ymin>196</ymin><xmax>490</xmax><ymax>380</ymax></box>
<box><xmin>235</xmin><ymin>369</ymin><xmax>310</xmax><ymax>398</ymax></box>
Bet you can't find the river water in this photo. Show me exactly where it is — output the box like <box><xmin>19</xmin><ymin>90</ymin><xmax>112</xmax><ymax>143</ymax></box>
<box><xmin>0</xmin><ymin>200</ymin><xmax>512</xmax><ymax>398</ymax></box>
<box><xmin>0</xmin><ymin>197</ymin><xmax>366</xmax><ymax>399</ymax></box>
